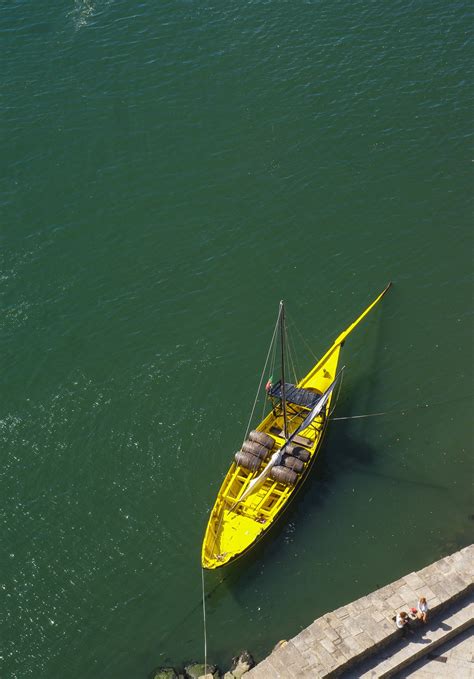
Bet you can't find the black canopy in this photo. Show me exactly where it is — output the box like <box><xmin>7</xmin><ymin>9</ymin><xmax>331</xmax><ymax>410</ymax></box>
<box><xmin>268</xmin><ymin>380</ymin><xmax>321</xmax><ymax>409</ymax></box>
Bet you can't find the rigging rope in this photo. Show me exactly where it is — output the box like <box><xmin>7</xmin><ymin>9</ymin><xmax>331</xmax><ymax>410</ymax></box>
<box><xmin>207</xmin><ymin>306</ymin><xmax>286</xmax><ymax>604</ymax></box>
<box><xmin>330</xmin><ymin>394</ymin><xmax>472</xmax><ymax>422</ymax></box>
<box><xmin>243</xmin><ymin>306</ymin><xmax>282</xmax><ymax>443</ymax></box>
<box><xmin>285</xmin><ymin>321</ymin><xmax>298</xmax><ymax>385</ymax></box>
<box><xmin>201</xmin><ymin>568</ymin><xmax>207</xmax><ymax>676</ymax></box>
<box><xmin>332</xmin><ymin>411</ymin><xmax>393</xmax><ymax>421</ymax></box>
<box><xmin>287</xmin><ymin>310</ymin><xmax>319</xmax><ymax>362</ymax></box>
<box><xmin>329</xmin><ymin>367</ymin><xmax>344</xmax><ymax>417</ymax></box>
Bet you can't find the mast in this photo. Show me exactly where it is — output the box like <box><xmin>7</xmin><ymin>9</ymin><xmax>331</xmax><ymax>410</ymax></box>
<box><xmin>280</xmin><ymin>300</ymin><xmax>288</xmax><ymax>439</ymax></box>
<box><xmin>234</xmin><ymin>369</ymin><xmax>344</xmax><ymax>507</ymax></box>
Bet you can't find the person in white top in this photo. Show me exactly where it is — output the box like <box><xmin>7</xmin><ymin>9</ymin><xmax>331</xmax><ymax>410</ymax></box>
<box><xmin>417</xmin><ymin>596</ymin><xmax>429</xmax><ymax>623</ymax></box>
<box><xmin>396</xmin><ymin>611</ymin><xmax>409</xmax><ymax>629</ymax></box>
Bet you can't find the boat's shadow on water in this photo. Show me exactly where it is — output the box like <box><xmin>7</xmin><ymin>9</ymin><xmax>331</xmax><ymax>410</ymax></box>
<box><xmin>158</xmin><ymin>355</ymin><xmax>398</xmax><ymax>658</ymax></box>
<box><xmin>157</xmin><ymin>419</ymin><xmax>389</xmax><ymax>663</ymax></box>
<box><xmin>206</xmin><ymin>420</ymin><xmax>379</xmax><ymax>599</ymax></box>
<box><xmin>156</xmin><ymin>293</ymin><xmax>405</xmax><ymax>661</ymax></box>
<box><xmin>205</xmin><ymin>290</ymin><xmax>397</xmax><ymax>594</ymax></box>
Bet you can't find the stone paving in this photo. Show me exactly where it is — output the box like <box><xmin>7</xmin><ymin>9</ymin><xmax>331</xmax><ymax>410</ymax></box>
<box><xmin>245</xmin><ymin>544</ymin><xmax>473</xmax><ymax>679</ymax></box>
<box><xmin>394</xmin><ymin>625</ymin><xmax>474</xmax><ymax>678</ymax></box>
<box><xmin>340</xmin><ymin>591</ymin><xmax>473</xmax><ymax>677</ymax></box>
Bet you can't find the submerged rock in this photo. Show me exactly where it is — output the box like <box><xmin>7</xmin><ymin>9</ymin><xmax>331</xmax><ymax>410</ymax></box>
<box><xmin>184</xmin><ymin>663</ymin><xmax>219</xmax><ymax>679</ymax></box>
<box><xmin>223</xmin><ymin>651</ymin><xmax>255</xmax><ymax>678</ymax></box>
<box><xmin>151</xmin><ymin>669</ymin><xmax>178</xmax><ymax>679</ymax></box>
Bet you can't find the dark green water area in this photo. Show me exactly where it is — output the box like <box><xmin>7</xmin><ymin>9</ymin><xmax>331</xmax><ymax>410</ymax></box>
<box><xmin>1</xmin><ymin>1</ymin><xmax>472</xmax><ymax>676</ymax></box>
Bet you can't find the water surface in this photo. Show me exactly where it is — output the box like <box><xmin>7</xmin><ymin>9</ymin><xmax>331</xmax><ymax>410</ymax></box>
<box><xmin>1</xmin><ymin>1</ymin><xmax>472</xmax><ymax>676</ymax></box>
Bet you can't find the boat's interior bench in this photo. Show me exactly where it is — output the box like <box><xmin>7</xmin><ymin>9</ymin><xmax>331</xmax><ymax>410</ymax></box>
<box><xmin>269</xmin><ymin>428</ymin><xmax>314</xmax><ymax>447</ymax></box>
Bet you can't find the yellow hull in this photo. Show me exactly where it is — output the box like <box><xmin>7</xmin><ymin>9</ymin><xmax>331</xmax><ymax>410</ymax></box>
<box><xmin>201</xmin><ymin>285</ymin><xmax>391</xmax><ymax>570</ymax></box>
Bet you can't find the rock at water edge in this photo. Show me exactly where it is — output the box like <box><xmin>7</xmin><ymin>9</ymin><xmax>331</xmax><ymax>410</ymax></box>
<box><xmin>225</xmin><ymin>651</ymin><xmax>255</xmax><ymax>678</ymax></box>
<box><xmin>184</xmin><ymin>663</ymin><xmax>219</xmax><ymax>679</ymax></box>
<box><xmin>151</xmin><ymin>669</ymin><xmax>178</xmax><ymax>679</ymax></box>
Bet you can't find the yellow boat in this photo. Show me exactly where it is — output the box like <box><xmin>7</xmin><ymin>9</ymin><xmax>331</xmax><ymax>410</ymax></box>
<box><xmin>202</xmin><ymin>284</ymin><xmax>391</xmax><ymax>570</ymax></box>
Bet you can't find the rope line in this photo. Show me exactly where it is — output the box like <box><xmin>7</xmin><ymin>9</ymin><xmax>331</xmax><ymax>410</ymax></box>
<box><xmin>331</xmin><ymin>394</ymin><xmax>472</xmax><ymax>422</ymax></box>
<box><xmin>201</xmin><ymin>568</ymin><xmax>207</xmax><ymax>675</ymax></box>
<box><xmin>329</xmin><ymin>367</ymin><xmax>344</xmax><ymax>417</ymax></box>
<box><xmin>285</xmin><ymin>321</ymin><xmax>299</xmax><ymax>385</ymax></box>
<box><xmin>243</xmin><ymin>306</ymin><xmax>282</xmax><ymax>444</ymax></box>
<box><xmin>287</xmin><ymin>310</ymin><xmax>319</xmax><ymax>362</ymax></box>
<box><xmin>206</xmin><ymin>309</ymin><xmax>282</xmax><ymax>571</ymax></box>
<box><xmin>332</xmin><ymin>411</ymin><xmax>393</xmax><ymax>421</ymax></box>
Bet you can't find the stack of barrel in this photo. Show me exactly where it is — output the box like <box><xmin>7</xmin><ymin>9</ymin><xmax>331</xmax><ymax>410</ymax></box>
<box><xmin>269</xmin><ymin>444</ymin><xmax>310</xmax><ymax>485</ymax></box>
<box><xmin>235</xmin><ymin>432</ymin><xmax>310</xmax><ymax>486</ymax></box>
<box><xmin>234</xmin><ymin>430</ymin><xmax>274</xmax><ymax>471</ymax></box>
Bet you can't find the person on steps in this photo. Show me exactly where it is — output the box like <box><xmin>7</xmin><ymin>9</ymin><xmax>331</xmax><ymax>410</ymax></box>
<box><xmin>395</xmin><ymin>610</ymin><xmax>415</xmax><ymax>636</ymax></box>
<box><xmin>417</xmin><ymin>596</ymin><xmax>429</xmax><ymax>623</ymax></box>
<box><xmin>396</xmin><ymin>611</ymin><xmax>409</xmax><ymax>629</ymax></box>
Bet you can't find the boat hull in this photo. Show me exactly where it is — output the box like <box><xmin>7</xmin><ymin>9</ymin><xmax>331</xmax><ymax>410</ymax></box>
<box><xmin>201</xmin><ymin>344</ymin><xmax>341</xmax><ymax>570</ymax></box>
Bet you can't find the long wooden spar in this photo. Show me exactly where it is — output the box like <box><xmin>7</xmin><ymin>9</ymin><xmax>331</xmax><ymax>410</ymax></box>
<box><xmin>300</xmin><ymin>282</ymin><xmax>392</xmax><ymax>385</ymax></box>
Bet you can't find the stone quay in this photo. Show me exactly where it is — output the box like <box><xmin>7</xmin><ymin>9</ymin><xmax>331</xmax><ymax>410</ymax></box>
<box><xmin>245</xmin><ymin>544</ymin><xmax>473</xmax><ymax>678</ymax></box>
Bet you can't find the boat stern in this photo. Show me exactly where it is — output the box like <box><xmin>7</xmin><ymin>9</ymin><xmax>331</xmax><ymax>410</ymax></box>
<box><xmin>202</xmin><ymin>508</ymin><xmax>264</xmax><ymax>569</ymax></box>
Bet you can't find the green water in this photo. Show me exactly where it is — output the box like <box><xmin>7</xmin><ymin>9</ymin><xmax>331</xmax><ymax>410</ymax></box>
<box><xmin>1</xmin><ymin>1</ymin><xmax>472</xmax><ymax>676</ymax></box>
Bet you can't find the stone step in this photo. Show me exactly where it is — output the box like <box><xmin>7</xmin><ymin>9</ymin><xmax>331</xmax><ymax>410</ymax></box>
<box><xmin>245</xmin><ymin>545</ymin><xmax>473</xmax><ymax>679</ymax></box>
<box><xmin>342</xmin><ymin>592</ymin><xmax>474</xmax><ymax>678</ymax></box>
<box><xmin>393</xmin><ymin>626</ymin><xmax>474</xmax><ymax>678</ymax></box>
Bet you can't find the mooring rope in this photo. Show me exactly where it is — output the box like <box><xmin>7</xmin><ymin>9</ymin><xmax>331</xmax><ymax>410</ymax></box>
<box><xmin>332</xmin><ymin>410</ymin><xmax>393</xmax><ymax>421</ymax></box>
<box><xmin>201</xmin><ymin>568</ymin><xmax>207</xmax><ymax>675</ymax></box>
<box><xmin>331</xmin><ymin>393</ymin><xmax>472</xmax><ymax>422</ymax></box>
<box><xmin>329</xmin><ymin>367</ymin><xmax>344</xmax><ymax>418</ymax></box>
